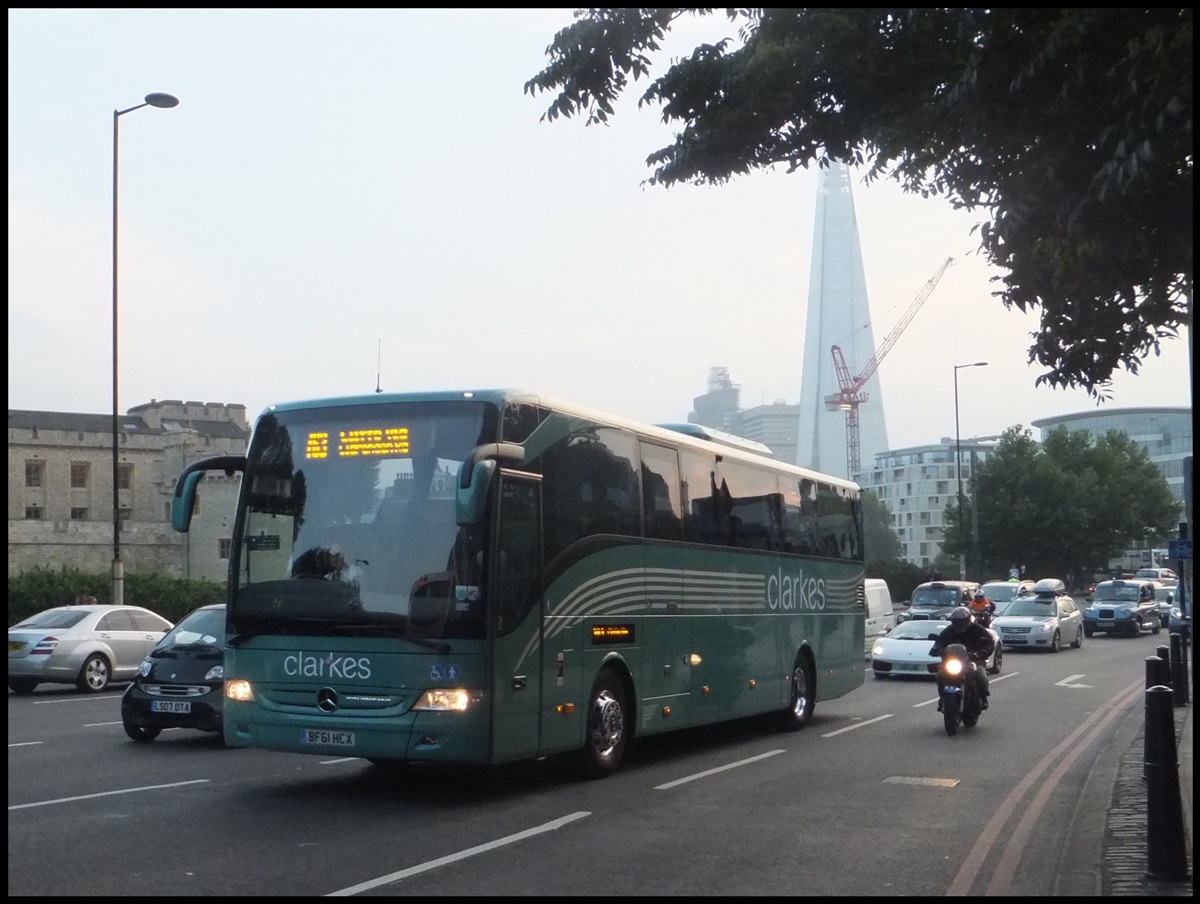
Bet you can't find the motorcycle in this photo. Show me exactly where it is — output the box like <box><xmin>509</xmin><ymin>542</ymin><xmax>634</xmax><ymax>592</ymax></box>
<box><xmin>934</xmin><ymin>641</ymin><xmax>985</xmax><ymax>736</ymax></box>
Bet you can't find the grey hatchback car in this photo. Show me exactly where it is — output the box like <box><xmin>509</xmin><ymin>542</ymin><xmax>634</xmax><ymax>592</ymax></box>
<box><xmin>8</xmin><ymin>605</ymin><xmax>173</xmax><ymax>694</ymax></box>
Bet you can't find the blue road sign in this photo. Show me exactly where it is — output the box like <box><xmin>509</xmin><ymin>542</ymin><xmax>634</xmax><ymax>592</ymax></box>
<box><xmin>1168</xmin><ymin>539</ymin><xmax>1192</xmax><ymax>560</ymax></box>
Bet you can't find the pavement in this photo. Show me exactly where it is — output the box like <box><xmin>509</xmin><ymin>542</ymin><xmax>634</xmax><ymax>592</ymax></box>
<box><xmin>1100</xmin><ymin>646</ymin><xmax>1193</xmax><ymax>896</ymax></box>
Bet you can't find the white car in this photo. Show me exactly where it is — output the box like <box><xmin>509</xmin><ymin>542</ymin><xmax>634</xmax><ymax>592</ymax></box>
<box><xmin>991</xmin><ymin>578</ymin><xmax>1084</xmax><ymax>652</ymax></box>
<box><xmin>870</xmin><ymin>618</ymin><xmax>1002</xmax><ymax>679</ymax></box>
<box><xmin>1135</xmin><ymin>567</ymin><xmax>1178</xmax><ymax>587</ymax></box>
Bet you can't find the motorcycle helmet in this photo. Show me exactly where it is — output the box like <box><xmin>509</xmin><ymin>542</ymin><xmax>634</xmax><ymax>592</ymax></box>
<box><xmin>973</xmin><ymin>591</ymin><xmax>987</xmax><ymax>603</ymax></box>
<box><xmin>949</xmin><ymin>606</ymin><xmax>972</xmax><ymax>625</ymax></box>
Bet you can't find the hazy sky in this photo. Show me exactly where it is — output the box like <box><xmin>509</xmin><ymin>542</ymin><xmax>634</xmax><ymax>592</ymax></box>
<box><xmin>8</xmin><ymin>8</ymin><xmax>1193</xmax><ymax>453</ymax></box>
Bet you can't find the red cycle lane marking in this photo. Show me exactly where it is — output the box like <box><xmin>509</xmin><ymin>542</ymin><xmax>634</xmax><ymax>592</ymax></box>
<box><xmin>945</xmin><ymin>680</ymin><xmax>1143</xmax><ymax>896</ymax></box>
<box><xmin>984</xmin><ymin>684</ymin><xmax>1140</xmax><ymax>895</ymax></box>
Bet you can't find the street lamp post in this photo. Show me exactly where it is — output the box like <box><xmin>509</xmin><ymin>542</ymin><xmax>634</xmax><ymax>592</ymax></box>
<box><xmin>953</xmin><ymin>361</ymin><xmax>988</xmax><ymax>580</ymax></box>
<box><xmin>112</xmin><ymin>92</ymin><xmax>178</xmax><ymax>606</ymax></box>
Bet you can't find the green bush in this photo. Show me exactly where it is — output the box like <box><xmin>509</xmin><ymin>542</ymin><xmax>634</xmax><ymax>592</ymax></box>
<box><xmin>8</xmin><ymin>566</ymin><xmax>224</xmax><ymax>627</ymax></box>
<box><xmin>866</xmin><ymin>559</ymin><xmax>928</xmax><ymax>606</ymax></box>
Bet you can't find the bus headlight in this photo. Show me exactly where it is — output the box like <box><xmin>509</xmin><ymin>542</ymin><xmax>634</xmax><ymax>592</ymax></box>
<box><xmin>225</xmin><ymin>679</ymin><xmax>255</xmax><ymax>702</ymax></box>
<box><xmin>412</xmin><ymin>689</ymin><xmax>480</xmax><ymax>712</ymax></box>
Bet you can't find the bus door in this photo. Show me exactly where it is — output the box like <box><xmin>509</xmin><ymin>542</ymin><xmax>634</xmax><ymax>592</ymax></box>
<box><xmin>488</xmin><ymin>471</ymin><xmax>544</xmax><ymax>764</ymax></box>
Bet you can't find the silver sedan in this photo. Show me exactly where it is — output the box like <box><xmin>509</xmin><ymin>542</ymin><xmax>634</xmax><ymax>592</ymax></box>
<box><xmin>8</xmin><ymin>604</ymin><xmax>173</xmax><ymax>694</ymax></box>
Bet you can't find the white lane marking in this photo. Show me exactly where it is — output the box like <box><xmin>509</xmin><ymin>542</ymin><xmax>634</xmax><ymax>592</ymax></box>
<box><xmin>654</xmin><ymin>749</ymin><xmax>786</xmax><ymax>790</ymax></box>
<box><xmin>325</xmin><ymin>811</ymin><xmax>591</xmax><ymax>896</ymax></box>
<box><xmin>8</xmin><ymin>779</ymin><xmax>210</xmax><ymax>811</ymax></box>
<box><xmin>320</xmin><ymin>757</ymin><xmax>359</xmax><ymax>765</ymax></box>
<box><xmin>915</xmin><ymin>670</ymin><xmax>1018</xmax><ymax>708</ymax></box>
<box><xmin>1056</xmin><ymin>674</ymin><xmax>1092</xmax><ymax>688</ymax></box>
<box><xmin>85</xmin><ymin>721</ymin><xmax>124</xmax><ymax>727</ymax></box>
<box><xmin>822</xmin><ymin>714</ymin><xmax>893</xmax><ymax>736</ymax></box>
<box><xmin>884</xmin><ymin>776</ymin><xmax>959</xmax><ymax>787</ymax></box>
<box><xmin>912</xmin><ymin>672</ymin><xmax>1017</xmax><ymax>705</ymax></box>
<box><xmin>8</xmin><ymin>741</ymin><xmax>43</xmax><ymax>748</ymax></box>
<box><xmin>30</xmin><ymin>694</ymin><xmax>125</xmax><ymax>705</ymax></box>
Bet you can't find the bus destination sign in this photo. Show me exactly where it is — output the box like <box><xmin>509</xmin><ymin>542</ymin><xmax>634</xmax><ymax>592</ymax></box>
<box><xmin>304</xmin><ymin>427</ymin><xmax>411</xmax><ymax>460</ymax></box>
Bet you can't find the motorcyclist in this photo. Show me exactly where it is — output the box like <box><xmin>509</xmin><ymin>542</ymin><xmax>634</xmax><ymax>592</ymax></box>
<box><xmin>967</xmin><ymin>589</ymin><xmax>996</xmax><ymax>628</ymax></box>
<box><xmin>931</xmin><ymin>606</ymin><xmax>995</xmax><ymax>711</ymax></box>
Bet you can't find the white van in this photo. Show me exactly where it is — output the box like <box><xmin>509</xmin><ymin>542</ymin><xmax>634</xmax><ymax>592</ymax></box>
<box><xmin>864</xmin><ymin>578</ymin><xmax>895</xmax><ymax>656</ymax></box>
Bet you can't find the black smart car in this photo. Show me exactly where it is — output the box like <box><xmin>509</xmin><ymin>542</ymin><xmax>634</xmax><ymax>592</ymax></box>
<box><xmin>121</xmin><ymin>604</ymin><xmax>225</xmax><ymax>742</ymax></box>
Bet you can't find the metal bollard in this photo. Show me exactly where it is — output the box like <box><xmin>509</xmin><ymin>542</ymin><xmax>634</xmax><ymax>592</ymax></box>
<box><xmin>1169</xmin><ymin>632</ymin><xmax>1189</xmax><ymax>705</ymax></box>
<box><xmin>1145</xmin><ymin>655</ymin><xmax>1171</xmax><ymax>690</ymax></box>
<box><xmin>1144</xmin><ymin>686</ymin><xmax>1189</xmax><ymax>881</ymax></box>
<box><xmin>1155</xmin><ymin>645</ymin><xmax>1172</xmax><ymax>689</ymax></box>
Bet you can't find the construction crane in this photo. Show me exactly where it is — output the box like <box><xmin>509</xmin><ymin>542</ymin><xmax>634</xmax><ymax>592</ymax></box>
<box><xmin>824</xmin><ymin>256</ymin><xmax>956</xmax><ymax>478</ymax></box>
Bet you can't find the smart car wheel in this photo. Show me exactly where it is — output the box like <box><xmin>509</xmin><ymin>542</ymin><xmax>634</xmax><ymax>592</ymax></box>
<box><xmin>8</xmin><ymin>678</ymin><xmax>38</xmax><ymax>695</ymax></box>
<box><xmin>123</xmin><ymin>722</ymin><xmax>161</xmax><ymax>742</ymax></box>
<box><xmin>76</xmin><ymin>654</ymin><xmax>112</xmax><ymax>692</ymax></box>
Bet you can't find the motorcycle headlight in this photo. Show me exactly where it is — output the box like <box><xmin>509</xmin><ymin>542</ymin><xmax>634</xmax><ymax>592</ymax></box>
<box><xmin>944</xmin><ymin>658</ymin><xmax>964</xmax><ymax>677</ymax></box>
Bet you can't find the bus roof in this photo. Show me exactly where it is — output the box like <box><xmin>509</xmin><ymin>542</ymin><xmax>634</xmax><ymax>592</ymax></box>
<box><xmin>260</xmin><ymin>389</ymin><xmax>860</xmax><ymax>492</ymax></box>
<box><xmin>653</xmin><ymin>422</ymin><xmax>775</xmax><ymax>457</ymax></box>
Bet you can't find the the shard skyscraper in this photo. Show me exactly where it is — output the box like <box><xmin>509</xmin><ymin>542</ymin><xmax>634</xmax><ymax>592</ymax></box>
<box><xmin>795</xmin><ymin>163</ymin><xmax>889</xmax><ymax>481</ymax></box>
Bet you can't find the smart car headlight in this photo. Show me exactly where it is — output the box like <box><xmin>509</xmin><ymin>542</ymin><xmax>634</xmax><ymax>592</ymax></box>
<box><xmin>204</xmin><ymin>665</ymin><xmax>224</xmax><ymax>682</ymax></box>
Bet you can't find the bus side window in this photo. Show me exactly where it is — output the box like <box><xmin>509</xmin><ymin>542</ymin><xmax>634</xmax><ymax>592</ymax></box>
<box><xmin>640</xmin><ymin>442</ymin><xmax>682</xmax><ymax>541</ymax></box>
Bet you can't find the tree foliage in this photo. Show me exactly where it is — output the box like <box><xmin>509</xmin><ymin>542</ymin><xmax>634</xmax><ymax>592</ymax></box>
<box><xmin>526</xmin><ymin>9</ymin><xmax>1193</xmax><ymax>396</ymax></box>
<box><xmin>940</xmin><ymin>425</ymin><xmax>1180</xmax><ymax>582</ymax></box>
<box><xmin>861</xmin><ymin>489</ymin><xmax>901</xmax><ymax>565</ymax></box>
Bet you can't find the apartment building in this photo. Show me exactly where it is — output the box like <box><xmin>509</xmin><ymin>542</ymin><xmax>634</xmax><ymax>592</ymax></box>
<box><xmin>856</xmin><ymin>438</ymin><xmax>997</xmax><ymax>567</ymax></box>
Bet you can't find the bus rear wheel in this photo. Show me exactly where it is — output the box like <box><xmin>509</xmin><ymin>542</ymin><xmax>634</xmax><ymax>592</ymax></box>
<box><xmin>579</xmin><ymin>668</ymin><xmax>629</xmax><ymax>780</ymax></box>
<box><xmin>776</xmin><ymin>653</ymin><xmax>815</xmax><ymax>732</ymax></box>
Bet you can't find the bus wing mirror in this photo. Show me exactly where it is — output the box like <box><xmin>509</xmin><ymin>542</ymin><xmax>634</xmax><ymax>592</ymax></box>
<box><xmin>172</xmin><ymin>455</ymin><xmax>245</xmax><ymax>533</ymax></box>
<box><xmin>456</xmin><ymin>459</ymin><xmax>496</xmax><ymax>526</ymax></box>
<box><xmin>172</xmin><ymin>471</ymin><xmax>204</xmax><ymax>532</ymax></box>
<box><xmin>455</xmin><ymin>443</ymin><xmax>524</xmax><ymax>526</ymax></box>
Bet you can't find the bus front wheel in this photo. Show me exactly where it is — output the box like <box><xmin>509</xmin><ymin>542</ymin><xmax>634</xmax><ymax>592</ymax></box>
<box><xmin>776</xmin><ymin>653</ymin><xmax>815</xmax><ymax>732</ymax></box>
<box><xmin>579</xmin><ymin>668</ymin><xmax>629</xmax><ymax>780</ymax></box>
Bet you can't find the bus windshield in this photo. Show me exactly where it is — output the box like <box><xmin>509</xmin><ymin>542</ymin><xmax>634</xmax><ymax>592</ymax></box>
<box><xmin>231</xmin><ymin>401</ymin><xmax>492</xmax><ymax>640</ymax></box>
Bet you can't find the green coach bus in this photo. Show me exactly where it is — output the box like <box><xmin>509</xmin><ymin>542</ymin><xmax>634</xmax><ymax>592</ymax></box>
<box><xmin>171</xmin><ymin>390</ymin><xmax>866</xmax><ymax>778</ymax></box>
